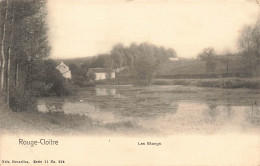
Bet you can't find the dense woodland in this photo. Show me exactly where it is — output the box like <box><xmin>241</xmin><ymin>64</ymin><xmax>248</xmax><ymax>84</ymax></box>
<box><xmin>0</xmin><ymin>0</ymin><xmax>69</xmax><ymax>111</ymax></box>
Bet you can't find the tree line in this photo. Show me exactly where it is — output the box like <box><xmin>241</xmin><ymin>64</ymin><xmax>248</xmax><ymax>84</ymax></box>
<box><xmin>69</xmin><ymin>42</ymin><xmax>177</xmax><ymax>85</ymax></box>
<box><xmin>198</xmin><ymin>15</ymin><xmax>260</xmax><ymax>77</ymax></box>
<box><xmin>0</xmin><ymin>0</ymin><xmax>68</xmax><ymax>111</ymax></box>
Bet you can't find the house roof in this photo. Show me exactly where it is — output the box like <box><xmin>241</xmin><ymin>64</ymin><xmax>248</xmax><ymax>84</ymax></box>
<box><xmin>57</xmin><ymin>61</ymin><xmax>68</xmax><ymax>66</ymax></box>
<box><xmin>55</xmin><ymin>60</ymin><xmax>68</xmax><ymax>67</ymax></box>
<box><xmin>88</xmin><ymin>68</ymin><xmax>114</xmax><ymax>73</ymax></box>
<box><xmin>56</xmin><ymin>61</ymin><xmax>71</xmax><ymax>73</ymax></box>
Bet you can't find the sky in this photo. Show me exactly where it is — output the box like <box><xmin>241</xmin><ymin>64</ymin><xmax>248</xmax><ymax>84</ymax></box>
<box><xmin>47</xmin><ymin>0</ymin><xmax>260</xmax><ymax>59</ymax></box>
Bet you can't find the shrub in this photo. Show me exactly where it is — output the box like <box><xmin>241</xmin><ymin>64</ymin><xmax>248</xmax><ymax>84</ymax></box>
<box><xmin>195</xmin><ymin>80</ymin><xmax>220</xmax><ymax>88</ymax></box>
<box><xmin>50</xmin><ymin>79</ymin><xmax>72</xmax><ymax>96</ymax></box>
<box><xmin>152</xmin><ymin>79</ymin><xmax>192</xmax><ymax>86</ymax></box>
<box><xmin>220</xmin><ymin>78</ymin><xmax>260</xmax><ymax>89</ymax></box>
<box><xmin>153</xmin><ymin>78</ymin><xmax>260</xmax><ymax>89</ymax></box>
<box><xmin>10</xmin><ymin>92</ymin><xmax>37</xmax><ymax>112</ymax></box>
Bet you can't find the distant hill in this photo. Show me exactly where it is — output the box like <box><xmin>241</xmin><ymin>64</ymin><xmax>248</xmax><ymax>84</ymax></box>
<box><xmin>158</xmin><ymin>58</ymin><xmax>206</xmax><ymax>75</ymax></box>
<box><xmin>54</xmin><ymin>56</ymin><xmax>248</xmax><ymax>78</ymax></box>
<box><xmin>157</xmin><ymin>57</ymin><xmax>243</xmax><ymax>77</ymax></box>
<box><xmin>55</xmin><ymin>56</ymin><xmax>95</xmax><ymax>66</ymax></box>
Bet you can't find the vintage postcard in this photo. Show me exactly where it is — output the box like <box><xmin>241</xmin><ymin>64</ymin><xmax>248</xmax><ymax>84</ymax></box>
<box><xmin>0</xmin><ymin>0</ymin><xmax>260</xmax><ymax>165</ymax></box>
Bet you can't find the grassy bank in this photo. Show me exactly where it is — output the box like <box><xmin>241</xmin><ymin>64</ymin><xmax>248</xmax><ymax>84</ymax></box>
<box><xmin>0</xmin><ymin>104</ymin><xmax>145</xmax><ymax>135</ymax></box>
<box><xmin>153</xmin><ymin>77</ymin><xmax>260</xmax><ymax>89</ymax></box>
<box><xmin>0</xmin><ymin>106</ymin><xmax>95</xmax><ymax>134</ymax></box>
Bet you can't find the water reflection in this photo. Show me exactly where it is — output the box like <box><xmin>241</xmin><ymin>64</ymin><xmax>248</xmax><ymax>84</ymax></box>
<box><xmin>37</xmin><ymin>86</ymin><xmax>260</xmax><ymax>133</ymax></box>
<box><xmin>96</xmin><ymin>88</ymin><xmax>116</xmax><ymax>96</ymax></box>
<box><xmin>225</xmin><ymin>97</ymin><xmax>233</xmax><ymax>120</ymax></box>
<box><xmin>138</xmin><ymin>102</ymin><xmax>260</xmax><ymax>134</ymax></box>
<box><xmin>95</xmin><ymin>87</ymin><xmax>126</xmax><ymax>98</ymax></box>
<box><xmin>38</xmin><ymin>101</ymin><xmax>117</xmax><ymax>123</ymax></box>
<box><xmin>38</xmin><ymin>102</ymin><xmax>64</xmax><ymax>113</ymax></box>
<box><xmin>246</xmin><ymin>103</ymin><xmax>260</xmax><ymax>124</ymax></box>
<box><xmin>205</xmin><ymin>102</ymin><xmax>219</xmax><ymax>122</ymax></box>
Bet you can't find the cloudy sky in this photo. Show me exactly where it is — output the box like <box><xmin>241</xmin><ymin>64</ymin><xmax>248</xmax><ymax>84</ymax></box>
<box><xmin>47</xmin><ymin>0</ymin><xmax>259</xmax><ymax>59</ymax></box>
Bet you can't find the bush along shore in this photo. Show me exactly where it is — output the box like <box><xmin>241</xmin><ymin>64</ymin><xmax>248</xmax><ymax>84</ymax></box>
<box><xmin>153</xmin><ymin>77</ymin><xmax>260</xmax><ymax>89</ymax></box>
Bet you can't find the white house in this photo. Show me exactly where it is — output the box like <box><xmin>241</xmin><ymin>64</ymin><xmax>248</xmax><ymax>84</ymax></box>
<box><xmin>56</xmin><ymin>61</ymin><xmax>71</xmax><ymax>79</ymax></box>
<box><xmin>87</xmin><ymin>68</ymin><xmax>115</xmax><ymax>81</ymax></box>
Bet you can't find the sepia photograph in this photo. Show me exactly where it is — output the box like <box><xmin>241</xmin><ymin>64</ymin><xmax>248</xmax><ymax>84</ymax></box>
<box><xmin>0</xmin><ymin>0</ymin><xmax>260</xmax><ymax>165</ymax></box>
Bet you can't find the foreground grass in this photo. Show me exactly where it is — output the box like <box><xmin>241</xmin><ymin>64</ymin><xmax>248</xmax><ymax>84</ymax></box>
<box><xmin>0</xmin><ymin>106</ymin><xmax>96</xmax><ymax>134</ymax></box>
<box><xmin>153</xmin><ymin>77</ymin><xmax>260</xmax><ymax>89</ymax></box>
<box><xmin>0</xmin><ymin>105</ymin><xmax>147</xmax><ymax>135</ymax></box>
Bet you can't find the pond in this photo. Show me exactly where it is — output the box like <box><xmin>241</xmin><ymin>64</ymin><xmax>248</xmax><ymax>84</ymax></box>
<box><xmin>37</xmin><ymin>85</ymin><xmax>260</xmax><ymax>134</ymax></box>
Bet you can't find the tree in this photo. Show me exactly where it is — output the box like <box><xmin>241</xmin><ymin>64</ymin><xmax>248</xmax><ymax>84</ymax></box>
<box><xmin>126</xmin><ymin>43</ymin><xmax>140</xmax><ymax>68</ymax></box>
<box><xmin>132</xmin><ymin>43</ymin><xmax>171</xmax><ymax>85</ymax></box>
<box><xmin>237</xmin><ymin>17</ymin><xmax>260</xmax><ymax>77</ymax></box>
<box><xmin>0</xmin><ymin>0</ymin><xmax>51</xmax><ymax>110</ymax></box>
<box><xmin>110</xmin><ymin>43</ymin><xmax>126</xmax><ymax>68</ymax></box>
<box><xmin>91</xmin><ymin>54</ymin><xmax>113</xmax><ymax>68</ymax></box>
<box><xmin>134</xmin><ymin>53</ymin><xmax>157</xmax><ymax>85</ymax></box>
<box><xmin>83</xmin><ymin>42</ymin><xmax>177</xmax><ymax>85</ymax></box>
<box><xmin>198</xmin><ymin>47</ymin><xmax>217</xmax><ymax>73</ymax></box>
<box><xmin>238</xmin><ymin>25</ymin><xmax>255</xmax><ymax>53</ymax></box>
<box><xmin>88</xmin><ymin>72</ymin><xmax>96</xmax><ymax>81</ymax></box>
<box><xmin>219</xmin><ymin>50</ymin><xmax>232</xmax><ymax>76</ymax></box>
<box><xmin>0</xmin><ymin>0</ymin><xmax>8</xmax><ymax>90</ymax></box>
<box><xmin>167</xmin><ymin>48</ymin><xmax>177</xmax><ymax>58</ymax></box>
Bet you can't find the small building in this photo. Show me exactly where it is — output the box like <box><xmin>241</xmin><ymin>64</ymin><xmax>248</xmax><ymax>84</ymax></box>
<box><xmin>87</xmin><ymin>68</ymin><xmax>115</xmax><ymax>81</ymax></box>
<box><xmin>56</xmin><ymin>61</ymin><xmax>71</xmax><ymax>79</ymax></box>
